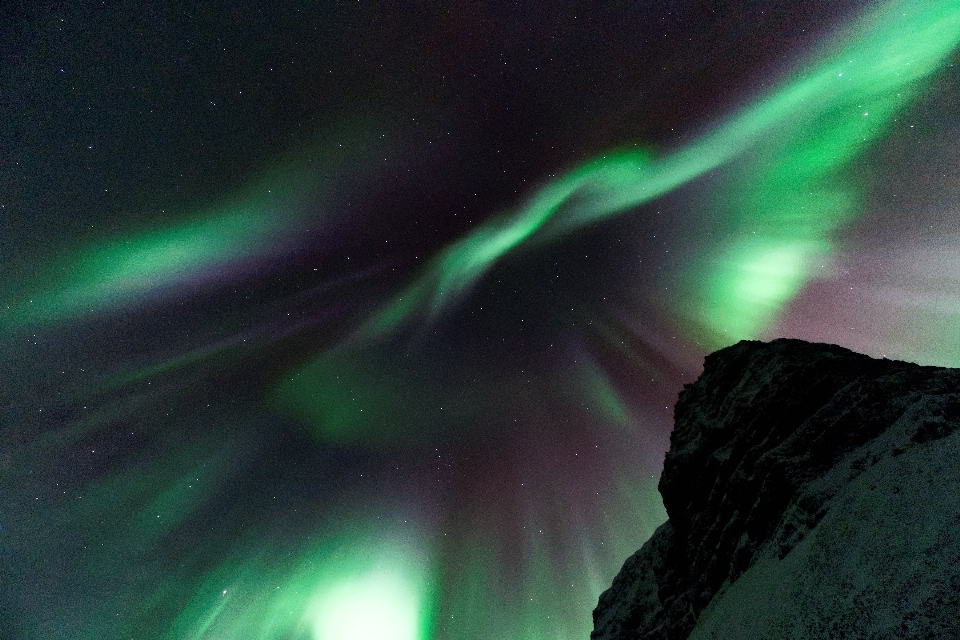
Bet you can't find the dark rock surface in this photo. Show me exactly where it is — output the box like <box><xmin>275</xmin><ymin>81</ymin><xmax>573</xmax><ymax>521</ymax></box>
<box><xmin>592</xmin><ymin>338</ymin><xmax>960</xmax><ymax>640</ymax></box>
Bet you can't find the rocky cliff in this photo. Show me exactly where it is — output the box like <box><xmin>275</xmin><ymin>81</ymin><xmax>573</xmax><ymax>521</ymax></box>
<box><xmin>592</xmin><ymin>338</ymin><xmax>960</xmax><ymax>639</ymax></box>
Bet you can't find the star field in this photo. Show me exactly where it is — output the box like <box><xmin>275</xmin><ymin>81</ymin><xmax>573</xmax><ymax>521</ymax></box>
<box><xmin>3</xmin><ymin>1</ymin><xmax>960</xmax><ymax>639</ymax></box>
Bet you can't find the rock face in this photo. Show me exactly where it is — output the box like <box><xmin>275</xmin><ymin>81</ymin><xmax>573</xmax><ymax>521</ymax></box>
<box><xmin>592</xmin><ymin>338</ymin><xmax>960</xmax><ymax>640</ymax></box>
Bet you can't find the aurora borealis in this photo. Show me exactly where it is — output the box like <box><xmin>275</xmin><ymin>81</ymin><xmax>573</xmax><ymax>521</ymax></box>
<box><xmin>4</xmin><ymin>1</ymin><xmax>960</xmax><ymax>638</ymax></box>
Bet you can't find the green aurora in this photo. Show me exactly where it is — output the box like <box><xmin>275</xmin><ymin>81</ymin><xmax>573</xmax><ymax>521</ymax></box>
<box><xmin>5</xmin><ymin>2</ymin><xmax>960</xmax><ymax>640</ymax></box>
<box><xmin>186</xmin><ymin>4</ymin><xmax>960</xmax><ymax>637</ymax></box>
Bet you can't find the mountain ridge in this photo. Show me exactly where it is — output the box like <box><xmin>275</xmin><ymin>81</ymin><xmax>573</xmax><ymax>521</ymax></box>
<box><xmin>592</xmin><ymin>338</ymin><xmax>960</xmax><ymax>639</ymax></box>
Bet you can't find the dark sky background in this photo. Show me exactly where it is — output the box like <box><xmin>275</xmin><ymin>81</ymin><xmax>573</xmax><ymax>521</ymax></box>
<box><xmin>4</xmin><ymin>1</ymin><xmax>960</xmax><ymax>639</ymax></box>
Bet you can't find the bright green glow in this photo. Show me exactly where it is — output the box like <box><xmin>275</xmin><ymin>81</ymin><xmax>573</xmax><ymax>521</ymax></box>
<box><xmin>355</xmin><ymin>0</ymin><xmax>960</xmax><ymax>347</ymax></box>
<box><xmin>283</xmin><ymin>0</ymin><xmax>960</xmax><ymax>446</ymax></box>
<box><xmin>674</xmin><ymin>0</ymin><xmax>960</xmax><ymax>347</ymax></box>
<box><xmin>2</xmin><ymin>122</ymin><xmax>381</xmax><ymax>330</ymax></box>
<box><xmin>692</xmin><ymin>238</ymin><xmax>830</xmax><ymax>342</ymax></box>
<box><xmin>279</xmin><ymin>2</ymin><xmax>960</xmax><ymax>448</ymax></box>
<box><xmin>4</xmin><ymin>199</ymin><xmax>285</xmax><ymax>329</ymax></box>
<box><xmin>362</xmin><ymin>151</ymin><xmax>654</xmax><ymax>338</ymax></box>
<box><xmin>308</xmin><ymin>565</ymin><xmax>423</xmax><ymax>640</ymax></box>
<box><xmin>166</xmin><ymin>522</ymin><xmax>435</xmax><ymax>640</ymax></box>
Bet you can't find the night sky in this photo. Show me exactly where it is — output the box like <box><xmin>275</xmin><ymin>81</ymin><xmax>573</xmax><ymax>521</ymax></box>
<box><xmin>4</xmin><ymin>1</ymin><xmax>960</xmax><ymax>638</ymax></box>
